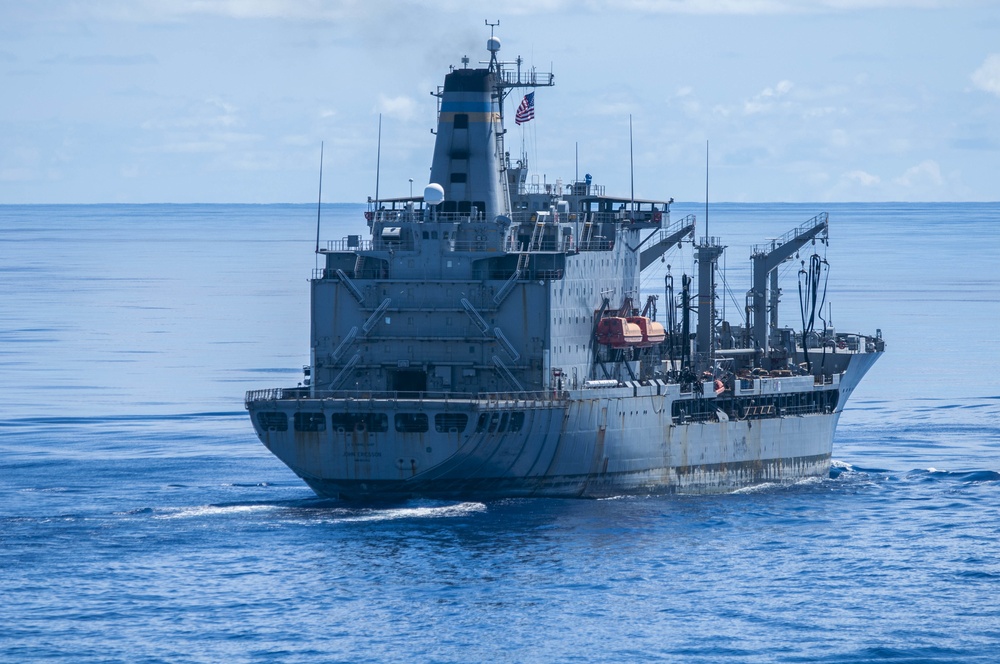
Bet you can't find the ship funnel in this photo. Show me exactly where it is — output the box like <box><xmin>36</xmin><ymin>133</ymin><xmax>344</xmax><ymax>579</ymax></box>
<box><xmin>424</xmin><ymin>183</ymin><xmax>445</xmax><ymax>205</ymax></box>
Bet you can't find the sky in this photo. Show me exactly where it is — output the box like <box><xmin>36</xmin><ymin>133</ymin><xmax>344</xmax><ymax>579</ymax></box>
<box><xmin>1</xmin><ymin>0</ymin><xmax>998</xmax><ymax>204</ymax></box>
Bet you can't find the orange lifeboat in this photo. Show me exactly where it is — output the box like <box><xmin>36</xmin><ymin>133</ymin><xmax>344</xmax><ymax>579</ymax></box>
<box><xmin>596</xmin><ymin>317</ymin><xmax>643</xmax><ymax>348</ymax></box>
<box><xmin>626</xmin><ymin>316</ymin><xmax>666</xmax><ymax>347</ymax></box>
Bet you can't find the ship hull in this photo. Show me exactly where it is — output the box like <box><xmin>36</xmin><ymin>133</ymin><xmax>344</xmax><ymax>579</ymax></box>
<box><xmin>247</xmin><ymin>381</ymin><xmax>854</xmax><ymax>501</ymax></box>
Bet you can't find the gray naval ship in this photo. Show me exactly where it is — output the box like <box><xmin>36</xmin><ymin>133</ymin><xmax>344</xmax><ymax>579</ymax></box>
<box><xmin>246</xmin><ymin>34</ymin><xmax>884</xmax><ymax>500</ymax></box>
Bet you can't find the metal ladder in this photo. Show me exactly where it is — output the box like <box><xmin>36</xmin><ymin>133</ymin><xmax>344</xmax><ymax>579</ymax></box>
<box><xmin>494</xmin><ymin>122</ymin><xmax>511</xmax><ymax>216</ymax></box>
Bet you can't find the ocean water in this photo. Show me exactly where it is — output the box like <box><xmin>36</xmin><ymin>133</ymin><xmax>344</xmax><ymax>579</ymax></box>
<box><xmin>1</xmin><ymin>202</ymin><xmax>999</xmax><ymax>663</ymax></box>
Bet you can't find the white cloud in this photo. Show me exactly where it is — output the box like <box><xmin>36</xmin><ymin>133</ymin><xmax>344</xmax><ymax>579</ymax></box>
<box><xmin>712</xmin><ymin>103</ymin><xmax>732</xmax><ymax>118</ymax></box>
<box><xmin>281</xmin><ymin>134</ymin><xmax>314</xmax><ymax>147</ymax></box>
<box><xmin>595</xmin><ymin>0</ymin><xmax>790</xmax><ymax>14</ymax></box>
<box><xmin>744</xmin><ymin>80</ymin><xmax>794</xmax><ymax>114</ymax></box>
<box><xmin>828</xmin><ymin>129</ymin><xmax>849</xmax><ymax>148</ymax></box>
<box><xmin>88</xmin><ymin>0</ymin><xmax>368</xmax><ymax>22</ymax></box>
<box><xmin>893</xmin><ymin>159</ymin><xmax>943</xmax><ymax>188</ymax></box>
<box><xmin>670</xmin><ymin>87</ymin><xmax>702</xmax><ymax>115</ymax></box>
<box><xmin>141</xmin><ymin>98</ymin><xmax>242</xmax><ymax>132</ymax></box>
<box><xmin>376</xmin><ymin>95</ymin><xmax>417</xmax><ymax>122</ymax></box>
<box><xmin>159</xmin><ymin>140</ymin><xmax>227</xmax><ymax>153</ymax></box>
<box><xmin>842</xmin><ymin>169</ymin><xmax>880</xmax><ymax>186</ymax></box>
<box><xmin>74</xmin><ymin>0</ymin><xmax>963</xmax><ymax>22</ymax></box>
<box><xmin>0</xmin><ymin>167</ymin><xmax>36</xmax><ymax>182</ymax></box>
<box><xmin>5</xmin><ymin>0</ymin><xmax>993</xmax><ymax>203</ymax></box>
<box><xmin>971</xmin><ymin>54</ymin><xmax>1000</xmax><ymax>97</ymax></box>
<box><xmin>567</xmin><ymin>0</ymin><xmax>958</xmax><ymax>14</ymax></box>
<box><xmin>592</xmin><ymin>101</ymin><xmax>635</xmax><ymax>116</ymax></box>
<box><xmin>44</xmin><ymin>53</ymin><xmax>157</xmax><ymax>66</ymax></box>
<box><xmin>773</xmin><ymin>80</ymin><xmax>794</xmax><ymax>96</ymax></box>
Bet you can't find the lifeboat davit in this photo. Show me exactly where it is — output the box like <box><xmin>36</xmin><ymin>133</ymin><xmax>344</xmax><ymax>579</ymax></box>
<box><xmin>627</xmin><ymin>316</ymin><xmax>666</xmax><ymax>347</ymax></box>
<box><xmin>596</xmin><ymin>317</ymin><xmax>643</xmax><ymax>348</ymax></box>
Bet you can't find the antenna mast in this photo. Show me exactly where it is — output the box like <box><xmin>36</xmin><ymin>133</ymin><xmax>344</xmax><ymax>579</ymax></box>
<box><xmin>374</xmin><ymin>114</ymin><xmax>382</xmax><ymax>206</ymax></box>
<box><xmin>314</xmin><ymin>141</ymin><xmax>324</xmax><ymax>259</ymax></box>
<box><xmin>629</xmin><ymin>115</ymin><xmax>635</xmax><ymax>213</ymax></box>
<box><xmin>486</xmin><ymin>19</ymin><xmax>500</xmax><ymax>70</ymax></box>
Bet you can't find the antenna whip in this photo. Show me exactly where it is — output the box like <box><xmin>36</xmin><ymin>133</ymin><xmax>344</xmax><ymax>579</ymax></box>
<box><xmin>315</xmin><ymin>141</ymin><xmax>324</xmax><ymax>256</ymax></box>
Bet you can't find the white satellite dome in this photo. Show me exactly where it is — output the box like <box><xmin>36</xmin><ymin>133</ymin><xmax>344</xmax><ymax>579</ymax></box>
<box><xmin>423</xmin><ymin>183</ymin><xmax>445</xmax><ymax>205</ymax></box>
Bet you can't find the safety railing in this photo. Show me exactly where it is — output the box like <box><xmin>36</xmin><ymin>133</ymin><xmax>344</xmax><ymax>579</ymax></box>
<box><xmin>751</xmin><ymin>212</ymin><xmax>828</xmax><ymax>256</ymax></box>
<box><xmin>246</xmin><ymin>388</ymin><xmax>569</xmax><ymax>408</ymax></box>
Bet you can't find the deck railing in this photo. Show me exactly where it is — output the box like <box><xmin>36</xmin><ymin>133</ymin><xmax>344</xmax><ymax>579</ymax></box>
<box><xmin>245</xmin><ymin>388</ymin><xmax>569</xmax><ymax>409</ymax></box>
<box><xmin>751</xmin><ymin>212</ymin><xmax>828</xmax><ymax>257</ymax></box>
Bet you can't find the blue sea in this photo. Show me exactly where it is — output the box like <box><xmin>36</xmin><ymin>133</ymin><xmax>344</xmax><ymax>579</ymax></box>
<box><xmin>2</xmin><ymin>202</ymin><xmax>999</xmax><ymax>663</ymax></box>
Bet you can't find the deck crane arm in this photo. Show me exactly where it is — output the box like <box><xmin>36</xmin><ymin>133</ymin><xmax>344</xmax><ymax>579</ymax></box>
<box><xmin>638</xmin><ymin>214</ymin><xmax>696</xmax><ymax>270</ymax></box>
<box><xmin>750</xmin><ymin>212</ymin><xmax>829</xmax><ymax>355</ymax></box>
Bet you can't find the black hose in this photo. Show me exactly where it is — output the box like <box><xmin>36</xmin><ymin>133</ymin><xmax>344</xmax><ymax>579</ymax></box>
<box><xmin>798</xmin><ymin>254</ymin><xmax>828</xmax><ymax>372</ymax></box>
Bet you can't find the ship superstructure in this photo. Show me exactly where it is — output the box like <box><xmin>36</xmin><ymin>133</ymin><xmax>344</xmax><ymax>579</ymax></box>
<box><xmin>246</xmin><ymin>35</ymin><xmax>884</xmax><ymax>500</ymax></box>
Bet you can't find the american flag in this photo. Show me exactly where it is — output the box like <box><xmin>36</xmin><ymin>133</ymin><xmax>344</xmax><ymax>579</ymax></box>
<box><xmin>515</xmin><ymin>92</ymin><xmax>535</xmax><ymax>125</ymax></box>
